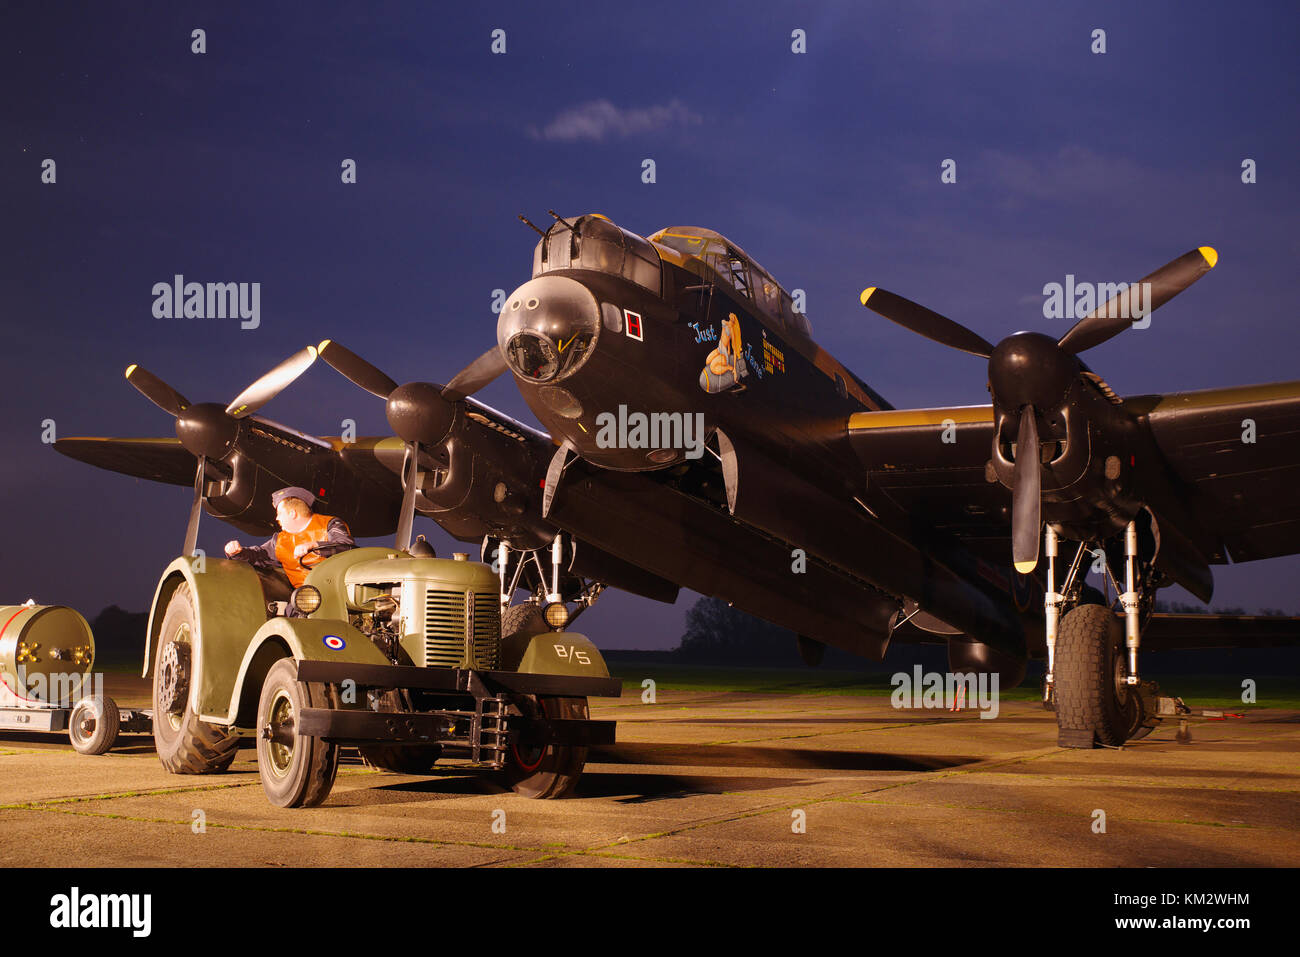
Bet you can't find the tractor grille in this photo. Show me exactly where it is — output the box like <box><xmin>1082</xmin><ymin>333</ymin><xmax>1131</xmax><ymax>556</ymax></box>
<box><xmin>423</xmin><ymin>589</ymin><xmax>501</xmax><ymax>669</ymax></box>
<box><xmin>471</xmin><ymin>592</ymin><xmax>501</xmax><ymax>669</ymax></box>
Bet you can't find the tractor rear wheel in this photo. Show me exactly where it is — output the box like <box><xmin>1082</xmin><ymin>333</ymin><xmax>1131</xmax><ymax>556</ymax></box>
<box><xmin>501</xmin><ymin>695</ymin><xmax>588</xmax><ymax>799</ymax></box>
<box><xmin>152</xmin><ymin>583</ymin><xmax>241</xmax><ymax>773</ymax></box>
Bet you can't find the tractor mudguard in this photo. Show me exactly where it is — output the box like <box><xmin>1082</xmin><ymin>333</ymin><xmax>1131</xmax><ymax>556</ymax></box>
<box><xmin>145</xmin><ymin>556</ymin><xmax>272</xmax><ymax>722</ymax></box>
<box><xmin>503</xmin><ymin>630</ymin><xmax>610</xmax><ymax>679</ymax></box>
<box><xmin>227</xmin><ymin>617</ymin><xmax>391</xmax><ymax>729</ymax></box>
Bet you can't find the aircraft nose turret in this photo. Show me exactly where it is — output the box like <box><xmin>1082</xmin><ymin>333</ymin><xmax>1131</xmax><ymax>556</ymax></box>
<box><xmin>497</xmin><ymin>276</ymin><xmax>602</xmax><ymax>385</ymax></box>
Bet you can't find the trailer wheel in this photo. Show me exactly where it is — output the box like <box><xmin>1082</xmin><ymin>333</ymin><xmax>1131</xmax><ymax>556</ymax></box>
<box><xmin>1054</xmin><ymin>603</ymin><xmax>1137</xmax><ymax>747</ymax></box>
<box><xmin>69</xmin><ymin>695</ymin><xmax>120</xmax><ymax>755</ymax></box>
<box><xmin>256</xmin><ymin>658</ymin><xmax>339</xmax><ymax>808</ymax></box>
<box><xmin>502</xmin><ymin>695</ymin><xmax>588</xmax><ymax>799</ymax></box>
<box><xmin>152</xmin><ymin>583</ymin><xmax>241</xmax><ymax>773</ymax></box>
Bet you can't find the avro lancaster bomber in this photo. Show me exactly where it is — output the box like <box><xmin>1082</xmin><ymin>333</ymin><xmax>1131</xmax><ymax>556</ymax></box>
<box><xmin>59</xmin><ymin>211</ymin><xmax>1300</xmax><ymax>748</ymax></box>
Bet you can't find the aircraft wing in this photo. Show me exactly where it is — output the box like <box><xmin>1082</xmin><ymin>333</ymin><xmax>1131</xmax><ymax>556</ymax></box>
<box><xmin>54</xmin><ymin>437</ymin><xmax>197</xmax><ymax>485</ymax></box>
<box><xmin>1143</xmin><ymin>612</ymin><xmax>1300</xmax><ymax>650</ymax></box>
<box><xmin>1127</xmin><ymin>381</ymin><xmax>1300</xmax><ymax>562</ymax></box>
<box><xmin>891</xmin><ymin>610</ymin><xmax>1300</xmax><ymax>649</ymax></box>
<box><xmin>846</xmin><ymin>405</ymin><xmax>1011</xmax><ymax>565</ymax></box>
<box><xmin>848</xmin><ymin>382</ymin><xmax>1300</xmax><ymax>569</ymax></box>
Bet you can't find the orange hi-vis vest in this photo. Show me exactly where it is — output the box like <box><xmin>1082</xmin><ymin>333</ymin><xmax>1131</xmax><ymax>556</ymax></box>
<box><xmin>274</xmin><ymin>513</ymin><xmax>345</xmax><ymax>587</ymax></box>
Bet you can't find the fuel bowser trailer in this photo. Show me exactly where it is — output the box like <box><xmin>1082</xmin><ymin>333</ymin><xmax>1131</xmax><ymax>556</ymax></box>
<box><xmin>0</xmin><ymin>600</ymin><xmax>149</xmax><ymax>753</ymax></box>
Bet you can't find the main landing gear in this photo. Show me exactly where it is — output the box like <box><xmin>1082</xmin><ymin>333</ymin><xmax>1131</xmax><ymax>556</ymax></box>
<box><xmin>1041</xmin><ymin>522</ymin><xmax>1188</xmax><ymax>748</ymax></box>
<box><xmin>485</xmin><ymin>532</ymin><xmax>606</xmax><ymax>633</ymax></box>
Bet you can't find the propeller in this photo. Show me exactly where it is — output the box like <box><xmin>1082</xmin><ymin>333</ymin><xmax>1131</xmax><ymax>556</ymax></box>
<box><xmin>318</xmin><ymin>338</ymin><xmax>506</xmax><ymax>548</ymax></box>
<box><xmin>124</xmin><ymin>346</ymin><xmax>320</xmax><ymax>554</ymax></box>
<box><xmin>1011</xmin><ymin>408</ymin><xmax>1042</xmax><ymax>573</ymax></box>
<box><xmin>318</xmin><ymin>338</ymin><xmax>507</xmax><ymax>407</ymax></box>
<box><xmin>125</xmin><ymin>364</ymin><xmax>191</xmax><ymax>417</ymax></box>
<box><xmin>315</xmin><ymin>339</ymin><xmax>396</xmax><ymax>399</ymax></box>
<box><xmin>859</xmin><ymin>246</ymin><xmax>1219</xmax><ymax>572</ymax></box>
<box><xmin>861</xmin><ymin>247</ymin><xmax>1217</xmax><ymax>360</ymax></box>
<box><xmin>1056</xmin><ymin>246</ymin><xmax>1218</xmax><ymax>354</ymax></box>
<box><xmin>859</xmin><ymin>287</ymin><xmax>994</xmax><ymax>359</ymax></box>
<box><xmin>225</xmin><ymin>346</ymin><xmax>320</xmax><ymax>418</ymax></box>
<box><xmin>183</xmin><ymin>457</ymin><xmax>206</xmax><ymax>558</ymax></box>
<box><xmin>442</xmin><ymin>346</ymin><xmax>509</xmax><ymax>402</ymax></box>
<box><xmin>395</xmin><ymin>444</ymin><xmax>422</xmax><ymax>551</ymax></box>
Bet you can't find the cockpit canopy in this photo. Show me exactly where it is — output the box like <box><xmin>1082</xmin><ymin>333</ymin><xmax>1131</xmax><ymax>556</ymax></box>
<box><xmin>532</xmin><ymin>213</ymin><xmax>662</xmax><ymax>295</ymax></box>
<box><xmin>649</xmin><ymin>226</ymin><xmax>812</xmax><ymax>337</ymax></box>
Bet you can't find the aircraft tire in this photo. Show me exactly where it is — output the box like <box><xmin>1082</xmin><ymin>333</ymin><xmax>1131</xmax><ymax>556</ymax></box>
<box><xmin>1054</xmin><ymin>603</ymin><xmax>1137</xmax><ymax>747</ymax></box>
<box><xmin>502</xmin><ymin>603</ymin><xmax>547</xmax><ymax>643</ymax></box>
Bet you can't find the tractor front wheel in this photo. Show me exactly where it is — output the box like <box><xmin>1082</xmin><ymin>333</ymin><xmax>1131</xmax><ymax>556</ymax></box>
<box><xmin>255</xmin><ymin>658</ymin><xmax>339</xmax><ymax>808</ymax></box>
<box><xmin>501</xmin><ymin>695</ymin><xmax>589</xmax><ymax>799</ymax></box>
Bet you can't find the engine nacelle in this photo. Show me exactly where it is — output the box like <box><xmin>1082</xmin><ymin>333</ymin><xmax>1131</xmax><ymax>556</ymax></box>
<box><xmin>947</xmin><ymin>635</ymin><xmax>1027</xmax><ymax>690</ymax></box>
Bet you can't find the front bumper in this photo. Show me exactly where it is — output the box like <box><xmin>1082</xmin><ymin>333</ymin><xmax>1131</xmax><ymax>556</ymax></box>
<box><xmin>290</xmin><ymin>661</ymin><xmax>619</xmax><ymax>765</ymax></box>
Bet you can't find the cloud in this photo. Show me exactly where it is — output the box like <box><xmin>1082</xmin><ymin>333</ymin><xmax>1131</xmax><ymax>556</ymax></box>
<box><xmin>531</xmin><ymin>99</ymin><xmax>702</xmax><ymax>142</ymax></box>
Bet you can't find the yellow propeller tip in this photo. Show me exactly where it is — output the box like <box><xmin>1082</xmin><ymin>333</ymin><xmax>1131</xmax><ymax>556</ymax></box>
<box><xmin>1198</xmin><ymin>246</ymin><xmax>1218</xmax><ymax>268</ymax></box>
<box><xmin>317</xmin><ymin>339</ymin><xmax>332</xmax><ymax>352</ymax></box>
<box><xmin>860</xmin><ymin>287</ymin><xmax>877</xmax><ymax>305</ymax></box>
<box><xmin>1014</xmin><ymin>560</ymin><xmax>1038</xmax><ymax>574</ymax></box>
<box><xmin>124</xmin><ymin>364</ymin><xmax>137</xmax><ymax>378</ymax></box>
<box><xmin>307</xmin><ymin>345</ymin><xmax>318</xmax><ymax>359</ymax></box>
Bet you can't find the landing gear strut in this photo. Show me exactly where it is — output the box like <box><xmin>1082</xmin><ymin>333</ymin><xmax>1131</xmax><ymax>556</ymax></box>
<box><xmin>485</xmin><ymin>532</ymin><xmax>606</xmax><ymax>632</ymax></box>
<box><xmin>1041</xmin><ymin>520</ymin><xmax>1182</xmax><ymax>748</ymax></box>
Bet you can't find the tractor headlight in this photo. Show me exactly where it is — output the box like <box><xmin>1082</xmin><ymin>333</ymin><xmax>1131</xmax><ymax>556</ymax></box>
<box><xmin>291</xmin><ymin>585</ymin><xmax>322</xmax><ymax>615</ymax></box>
<box><xmin>543</xmin><ymin>602</ymin><xmax>570</xmax><ymax>631</ymax></box>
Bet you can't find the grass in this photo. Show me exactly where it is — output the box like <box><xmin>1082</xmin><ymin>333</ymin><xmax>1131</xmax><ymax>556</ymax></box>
<box><xmin>608</xmin><ymin>660</ymin><xmax>1300</xmax><ymax>709</ymax></box>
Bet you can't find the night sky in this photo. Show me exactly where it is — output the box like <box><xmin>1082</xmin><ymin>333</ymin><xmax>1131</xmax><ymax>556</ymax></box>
<box><xmin>3</xmin><ymin>2</ymin><xmax>1298</xmax><ymax>650</ymax></box>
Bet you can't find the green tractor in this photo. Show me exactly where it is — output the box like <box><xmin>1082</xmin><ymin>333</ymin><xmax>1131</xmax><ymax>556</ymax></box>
<box><xmin>144</xmin><ymin>545</ymin><xmax>619</xmax><ymax>807</ymax></box>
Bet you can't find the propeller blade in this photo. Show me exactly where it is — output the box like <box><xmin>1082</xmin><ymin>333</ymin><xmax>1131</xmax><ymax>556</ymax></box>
<box><xmin>1056</xmin><ymin>246</ymin><xmax>1218</xmax><ymax>354</ymax></box>
<box><xmin>225</xmin><ymin>345</ymin><xmax>319</xmax><ymax>418</ymax></box>
<box><xmin>395</xmin><ymin>442</ymin><xmax>421</xmax><ymax>551</ymax></box>
<box><xmin>542</xmin><ymin>440</ymin><xmax>574</xmax><ymax>519</ymax></box>
<box><xmin>183</xmin><ymin>456</ymin><xmax>205</xmax><ymax>557</ymax></box>
<box><xmin>860</xmin><ymin>287</ymin><xmax>995</xmax><ymax>359</ymax></box>
<box><xmin>442</xmin><ymin>346</ymin><xmax>509</xmax><ymax>402</ymax></box>
<box><xmin>317</xmin><ymin>339</ymin><xmax>399</xmax><ymax>399</ymax></box>
<box><xmin>1011</xmin><ymin>408</ymin><xmax>1042</xmax><ymax>574</ymax></box>
<box><xmin>125</xmin><ymin>364</ymin><xmax>190</xmax><ymax>417</ymax></box>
